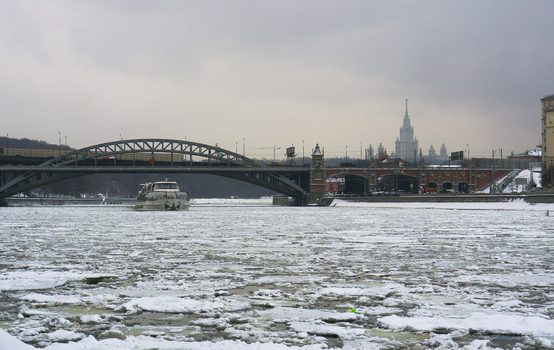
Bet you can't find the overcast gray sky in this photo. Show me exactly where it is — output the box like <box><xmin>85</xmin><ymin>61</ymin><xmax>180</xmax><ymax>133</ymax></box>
<box><xmin>1</xmin><ymin>0</ymin><xmax>552</xmax><ymax>159</ymax></box>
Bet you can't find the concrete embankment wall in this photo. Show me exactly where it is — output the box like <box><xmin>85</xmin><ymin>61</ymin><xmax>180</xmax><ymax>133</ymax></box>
<box><xmin>339</xmin><ymin>193</ymin><xmax>554</xmax><ymax>204</ymax></box>
<box><xmin>6</xmin><ymin>197</ymin><xmax>135</xmax><ymax>205</ymax></box>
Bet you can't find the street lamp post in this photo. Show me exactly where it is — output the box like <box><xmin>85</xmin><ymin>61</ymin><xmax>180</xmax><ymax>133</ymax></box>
<box><xmin>345</xmin><ymin>145</ymin><xmax>348</xmax><ymax>164</ymax></box>
<box><xmin>302</xmin><ymin>140</ymin><xmax>305</xmax><ymax>165</ymax></box>
<box><xmin>550</xmin><ymin>160</ymin><xmax>554</xmax><ymax>188</ymax></box>
<box><xmin>395</xmin><ymin>169</ymin><xmax>399</xmax><ymax>193</ymax></box>
<box><xmin>492</xmin><ymin>164</ymin><xmax>497</xmax><ymax>193</ymax></box>
<box><xmin>466</xmin><ymin>144</ymin><xmax>471</xmax><ymax>193</ymax></box>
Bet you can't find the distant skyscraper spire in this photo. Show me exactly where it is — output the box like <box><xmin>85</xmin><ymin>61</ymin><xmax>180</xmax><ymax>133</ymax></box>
<box><xmin>395</xmin><ymin>98</ymin><xmax>418</xmax><ymax>164</ymax></box>
<box><xmin>402</xmin><ymin>98</ymin><xmax>412</xmax><ymax>130</ymax></box>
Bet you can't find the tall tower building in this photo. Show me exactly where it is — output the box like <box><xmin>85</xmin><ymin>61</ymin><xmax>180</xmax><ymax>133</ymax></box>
<box><xmin>541</xmin><ymin>94</ymin><xmax>554</xmax><ymax>189</ymax></box>
<box><xmin>439</xmin><ymin>143</ymin><xmax>448</xmax><ymax>163</ymax></box>
<box><xmin>309</xmin><ymin>144</ymin><xmax>325</xmax><ymax>204</ymax></box>
<box><xmin>395</xmin><ymin>99</ymin><xmax>419</xmax><ymax>164</ymax></box>
<box><xmin>428</xmin><ymin>145</ymin><xmax>437</xmax><ymax>163</ymax></box>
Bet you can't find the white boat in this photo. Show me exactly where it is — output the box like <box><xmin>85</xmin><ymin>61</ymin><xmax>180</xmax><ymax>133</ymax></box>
<box><xmin>134</xmin><ymin>179</ymin><xmax>190</xmax><ymax>211</ymax></box>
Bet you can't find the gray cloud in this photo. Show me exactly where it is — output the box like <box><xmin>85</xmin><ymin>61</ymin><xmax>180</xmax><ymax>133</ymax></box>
<box><xmin>0</xmin><ymin>0</ymin><xmax>552</xmax><ymax>158</ymax></box>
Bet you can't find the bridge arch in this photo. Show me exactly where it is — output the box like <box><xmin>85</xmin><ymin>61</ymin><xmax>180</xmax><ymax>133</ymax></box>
<box><xmin>426</xmin><ymin>181</ymin><xmax>438</xmax><ymax>193</ymax></box>
<box><xmin>442</xmin><ymin>182</ymin><xmax>454</xmax><ymax>192</ymax></box>
<box><xmin>40</xmin><ymin>138</ymin><xmax>257</xmax><ymax>167</ymax></box>
<box><xmin>325</xmin><ymin>174</ymin><xmax>369</xmax><ymax>196</ymax></box>
<box><xmin>0</xmin><ymin>138</ymin><xmax>308</xmax><ymax>203</ymax></box>
<box><xmin>377</xmin><ymin>173</ymin><xmax>419</xmax><ymax>193</ymax></box>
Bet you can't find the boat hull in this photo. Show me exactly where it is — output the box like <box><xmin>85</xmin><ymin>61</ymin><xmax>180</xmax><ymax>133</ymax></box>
<box><xmin>134</xmin><ymin>198</ymin><xmax>190</xmax><ymax>211</ymax></box>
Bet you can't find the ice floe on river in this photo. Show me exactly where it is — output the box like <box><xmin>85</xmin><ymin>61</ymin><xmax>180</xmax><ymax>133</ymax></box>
<box><xmin>1</xmin><ymin>202</ymin><xmax>553</xmax><ymax>349</ymax></box>
<box><xmin>0</xmin><ymin>271</ymin><xmax>117</xmax><ymax>291</ymax></box>
<box><xmin>379</xmin><ymin>313</ymin><xmax>554</xmax><ymax>337</ymax></box>
<box><xmin>117</xmin><ymin>296</ymin><xmax>250</xmax><ymax>314</ymax></box>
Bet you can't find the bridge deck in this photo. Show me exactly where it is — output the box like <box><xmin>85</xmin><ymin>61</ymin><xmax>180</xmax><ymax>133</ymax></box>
<box><xmin>0</xmin><ymin>165</ymin><xmax>310</xmax><ymax>173</ymax></box>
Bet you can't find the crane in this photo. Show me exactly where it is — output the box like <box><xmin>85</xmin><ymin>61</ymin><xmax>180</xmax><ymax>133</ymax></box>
<box><xmin>253</xmin><ymin>145</ymin><xmax>282</xmax><ymax>161</ymax></box>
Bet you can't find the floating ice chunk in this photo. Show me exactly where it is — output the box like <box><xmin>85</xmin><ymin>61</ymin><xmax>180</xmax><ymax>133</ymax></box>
<box><xmin>18</xmin><ymin>326</ymin><xmax>49</xmax><ymax>338</ymax></box>
<box><xmin>316</xmin><ymin>283</ymin><xmax>406</xmax><ymax>299</ymax></box>
<box><xmin>358</xmin><ymin>306</ymin><xmax>402</xmax><ymax>315</ymax></box>
<box><xmin>117</xmin><ymin>296</ymin><xmax>249</xmax><ymax>314</ymax></box>
<box><xmin>0</xmin><ymin>271</ymin><xmax>77</xmax><ymax>291</ymax></box>
<box><xmin>191</xmin><ymin>317</ymin><xmax>228</xmax><ymax>328</ymax></box>
<box><xmin>252</xmin><ymin>289</ymin><xmax>285</xmax><ymax>299</ymax></box>
<box><xmin>79</xmin><ymin>315</ymin><xmax>103</xmax><ymax>324</ymax></box>
<box><xmin>223</xmin><ymin>327</ymin><xmax>253</xmax><ymax>340</ymax></box>
<box><xmin>0</xmin><ymin>271</ymin><xmax>117</xmax><ymax>291</ymax></box>
<box><xmin>423</xmin><ymin>333</ymin><xmax>459</xmax><ymax>348</ymax></box>
<box><xmin>81</xmin><ymin>293</ymin><xmax>120</xmax><ymax>307</ymax></box>
<box><xmin>491</xmin><ymin>299</ymin><xmax>523</xmax><ymax>310</ymax></box>
<box><xmin>290</xmin><ymin>321</ymin><xmax>365</xmax><ymax>338</ymax></box>
<box><xmin>378</xmin><ymin>312</ymin><xmax>554</xmax><ymax>336</ymax></box>
<box><xmin>15</xmin><ymin>311</ymin><xmax>73</xmax><ymax>330</ymax></box>
<box><xmin>463</xmin><ymin>339</ymin><xmax>503</xmax><ymax>350</ymax></box>
<box><xmin>342</xmin><ymin>338</ymin><xmax>394</xmax><ymax>350</ymax></box>
<box><xmin>129</xmin><ymin>250</ymin><xmax>142</xmax><ymax>257</ymax></box>
<box><xmin>19</xmin><ymin>293</ymin><xmax>82</xmax><ymax>305</ymax></box>
<box><xmin>98</xmin><ymin>328</ymin><xmax>125</xmax><ymax>340</ymax></box>
<box><xmin>19</xmin><ymin>307</ymin><xmax>56</xmax><ymax>317</ymax></box>
<box><xmin>43</xmin><ymin>335</ymin><xmax>330</xmax><ymax>350</ymax></box>
<box><xmin>536</xmin><ymin>337</ymin><xmax>553</xmax><ymax>348</ymax></box>
<box><xmin>142</xmin><ymin>330</ymin><xmax>166</xmax><ymax>337</ymax></box>
<box><xmin>46</xmin><ymin>329</ymin><xmax>85</xmax><ymax>342</ymax></box>
<box><xmin>455</xmin><ymin>272</ymin><xmax>554</xmax><ymax>288</ymax></box>
<box><xmin>0</xmin><ymin>329</ymin><xmax>35</xmax><ymax>350</ymax></box>
<box><xmin>259</xmin><ymin>307</ymin><xmax>362</xmax><ymax>322</ymax></box>
<box><xmin>46</xmin><ymin>316</ymin><xmax>73</xmax><ymax>328</ymax></box>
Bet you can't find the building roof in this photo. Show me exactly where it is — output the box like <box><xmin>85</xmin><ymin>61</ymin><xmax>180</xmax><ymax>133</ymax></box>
<box><xmin>541</xmin><ymin>94</ymin><xmax>554</xmax><ymax>101</ymax></box>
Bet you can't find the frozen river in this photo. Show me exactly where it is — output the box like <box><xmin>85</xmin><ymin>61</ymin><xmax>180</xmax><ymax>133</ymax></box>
<box><xmin>1</xmin><ymin>199</ymin><xmax>554</xmax><ymax>349</ymax></box>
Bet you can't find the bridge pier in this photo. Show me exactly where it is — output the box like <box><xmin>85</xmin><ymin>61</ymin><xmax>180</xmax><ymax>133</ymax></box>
<box><xmin>0</xmin><ymin>197</ymin><xmax>8</xmax><ymax>207</ymax></box>
<box><xmin>309</xmin><ymin>144</ymin><xmax>326</xmax><ymax>205</ymax></box>
<box><xmin>292</xmin><ymin>196</ymin><xmax>306</xmax><ymax>206</ymax></box>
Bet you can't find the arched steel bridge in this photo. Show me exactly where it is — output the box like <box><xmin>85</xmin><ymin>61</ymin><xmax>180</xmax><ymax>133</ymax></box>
<box><xmin>0</xmin><ymin>138</ymin><xmax>309</xmax><ymax>205</ymax></box>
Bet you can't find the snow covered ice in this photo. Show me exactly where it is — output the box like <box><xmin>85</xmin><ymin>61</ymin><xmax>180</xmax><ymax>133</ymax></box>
<box><xmin>1</xmin><ymin>199</ymin><xmax>554</xmax><ymax>349</ymax></box>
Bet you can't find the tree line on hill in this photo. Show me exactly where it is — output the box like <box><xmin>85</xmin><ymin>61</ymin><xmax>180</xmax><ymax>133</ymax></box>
<box><xmin>0</xmin><ymin>136</ymin><xmax>72</xmax><ymax>151</ymax></box>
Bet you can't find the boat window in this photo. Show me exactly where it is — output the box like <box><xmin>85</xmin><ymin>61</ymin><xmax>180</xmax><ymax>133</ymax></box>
<box><xmin>153</xmin><ymin>183</ymin><xmax>179</xmax><ymax>190</ymax></box>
